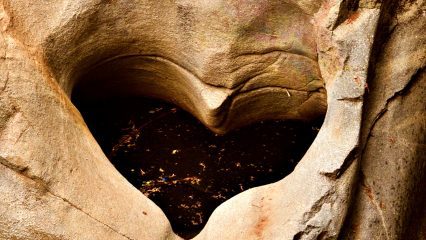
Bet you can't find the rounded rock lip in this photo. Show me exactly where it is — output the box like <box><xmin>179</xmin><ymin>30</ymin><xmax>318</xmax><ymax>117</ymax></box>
<box><xmin>72</xmin><ymin>51</ymin><xmax>327</xmax><ymax>135</ymax></box>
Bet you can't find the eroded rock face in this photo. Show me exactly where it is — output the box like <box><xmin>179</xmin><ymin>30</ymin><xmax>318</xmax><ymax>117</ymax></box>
<box><xmin>64</xmin><ymin>0</ymin><xmax>327</xmax><ymax>134</ymax></box>
<box><xmin>0</xmin><ymin>0</ymin><xmax>424</xmax><ymax>240</ymax></box>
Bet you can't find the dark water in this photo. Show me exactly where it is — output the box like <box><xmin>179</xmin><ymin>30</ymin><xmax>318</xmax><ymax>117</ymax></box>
<box><xmin>75</xmin><ymin>97</ymin><xmax>322</xmax><ymax>239</ymax></box>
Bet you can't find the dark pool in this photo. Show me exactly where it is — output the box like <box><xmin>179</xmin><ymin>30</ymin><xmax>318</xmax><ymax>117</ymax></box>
<box><xmin>75</xmin><ymin>97</ymin><xmax>322</xmax><ymax>239</ymax></box>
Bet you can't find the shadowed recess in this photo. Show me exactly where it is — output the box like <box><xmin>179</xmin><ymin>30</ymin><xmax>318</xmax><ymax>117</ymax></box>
<box><xmin>73</xmin><ymin>96</ymin><xmax>323</xmax><ymax>239</ymax></box>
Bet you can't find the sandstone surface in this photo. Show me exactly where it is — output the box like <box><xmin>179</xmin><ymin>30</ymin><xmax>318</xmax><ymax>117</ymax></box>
<box><xmin>0</xmin><ymin>0</ymin><xmax>424</xmax><ymax>239</ymax></box>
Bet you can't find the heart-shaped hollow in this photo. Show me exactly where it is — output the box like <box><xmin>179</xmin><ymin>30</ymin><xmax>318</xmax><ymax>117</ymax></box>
<box><xmin>71</xmin><ymin>52</ymin><xmax>327</xmax><ymax>238</ymax></box>
<box><xmin>73</xmin><ymin>95</ymin><xmax>324</xmax><ymax>239</ymax></box>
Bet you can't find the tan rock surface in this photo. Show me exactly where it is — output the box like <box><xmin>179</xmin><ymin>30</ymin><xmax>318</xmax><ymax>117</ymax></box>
<box><xmin>0</xmin><ymin>0</ymin><xmax>424</xmax><ymax>239</ymax></box>
<box><xmin>341</xmin><ymin>1</ymin><xmax>426</xmax><ymax>239</ymax></box>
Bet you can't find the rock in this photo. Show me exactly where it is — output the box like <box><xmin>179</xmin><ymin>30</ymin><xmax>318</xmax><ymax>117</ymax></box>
<box><xmin>341</xmin><ymin>1</ymin><xmax>426</xmax><ymax>239</ymax></box>
<box><xmin>0</xmin><ymin>0</ymin><xmax>424</xmax><ymax>239</ymax></box>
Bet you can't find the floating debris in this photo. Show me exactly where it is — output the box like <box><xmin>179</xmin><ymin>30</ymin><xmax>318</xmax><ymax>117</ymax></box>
<box><xmin>199</xmin><ymin>162</ymin><xmax>206</xmax><ymax>171</ymax></box>
<box><xmin>77</xmin><ymin>96</ymin><xmax>323</xmax><ymax>239</ymax></box>
<box><xmin>172</xmin><ymin>149</ymin><xmax>180</xmax><ymax>155</ymax></box>
<box><xmin>285</xmin><ymin>88</ymin><xmax>291</xmax><ymax>97</ymax></box>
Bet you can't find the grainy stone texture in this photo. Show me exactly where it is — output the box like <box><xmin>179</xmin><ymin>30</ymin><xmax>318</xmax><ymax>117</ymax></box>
<box><xmin>341</xmin><ymin>1</ymin><xmax>426</xmax><ymax>239</ymax></box>
<box><xmin>0</xmin><ymin>0</ymin><xmax>424</xmax><ymax>240</ymax></box>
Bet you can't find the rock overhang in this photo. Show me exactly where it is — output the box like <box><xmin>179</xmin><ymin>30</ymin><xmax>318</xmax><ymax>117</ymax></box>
<box><xmin>71</xmin><ymin>52</ymin><xmax>326</xmax><ymax>134</ymax></box>
<box><xmin>35</xmin><ymin>0</ymin><xmax>329</xmax><ymax>134</ymax></box>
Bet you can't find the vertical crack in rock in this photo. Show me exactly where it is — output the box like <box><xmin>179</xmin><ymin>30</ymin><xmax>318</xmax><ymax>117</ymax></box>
<box><xmin>0</xmin><ymin>156</ymin><xmax>136</xmax><ymax>240</ymax></box>
<box><xmin>366</xmin><ymin>66</ymin><xmax>425</xmax><ymax>144</ymax></box>
<box><xmin>359</xmin><ymin>67</ymin><xmax>425</xmax><ymax>238</ymax></box>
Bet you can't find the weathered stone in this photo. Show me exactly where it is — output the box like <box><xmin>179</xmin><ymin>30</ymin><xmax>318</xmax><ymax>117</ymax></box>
<box><xmin>341</xmin><ymin>1</ymin><xmax>426</xmax><ymax>239</ymax></box>
<box><xmin>0</xmin><ymin>0</ymin><xmax>424</xmax><ymax>239</ymax></box>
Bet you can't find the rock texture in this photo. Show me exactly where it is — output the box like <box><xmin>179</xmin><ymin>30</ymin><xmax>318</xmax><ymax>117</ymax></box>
<box><xmin>341</xmin><ymin>1</ymin><xmax>426</xmax><ymax>239</ymax></box>
<box><xmin>0</xmin><ymin>0</ymin><xmax>424</xmax><ymax>240</ymax></box>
